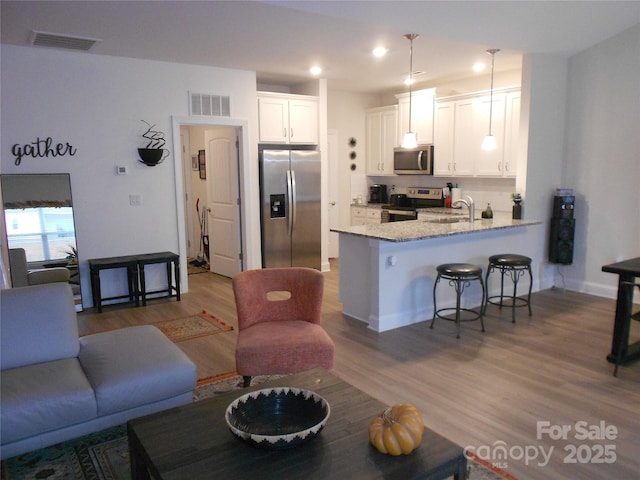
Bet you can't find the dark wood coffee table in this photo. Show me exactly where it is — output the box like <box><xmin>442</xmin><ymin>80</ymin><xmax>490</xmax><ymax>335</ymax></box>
<box><xmin>127</xmin><ymin>369</ymin><xmax>467</xmax><ymax>480</ymax></box>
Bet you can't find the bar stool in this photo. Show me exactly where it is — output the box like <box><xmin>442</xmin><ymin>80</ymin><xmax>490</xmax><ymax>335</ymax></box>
<box><xmin>484</xmin><ymin>254</ymin><xmax>532</xmax><ymax>323</ymax></box>
<box><xmin>431</xmin><ymin>263</ymin><xmax>486</xmax><ymax>339</ymax></box>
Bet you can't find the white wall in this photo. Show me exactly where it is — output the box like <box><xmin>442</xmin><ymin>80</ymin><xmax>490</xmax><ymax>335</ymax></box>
<box><xmin>562</xmin><ymin>24</ymin><xmax>640</xmax><ymax>297</ymax></box>
<box><xmin>0</xmin><ymin>45</ymin><xmax>259</xmax><ymax>306</ymax></box>
<box><xmin>327</xmin><ymin>90</ymin><xmax>379</xmax><ymax>228</ymax></box>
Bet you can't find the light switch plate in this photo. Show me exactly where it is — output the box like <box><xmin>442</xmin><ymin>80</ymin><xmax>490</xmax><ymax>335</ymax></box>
<box><xmin>129</xmin><ymin>194</ymin><xmax>142</xmax><ymax>206</ymax></box>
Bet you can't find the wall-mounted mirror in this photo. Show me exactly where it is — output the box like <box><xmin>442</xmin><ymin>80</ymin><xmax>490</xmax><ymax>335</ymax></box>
<box><xmin>1</xmin><ymin>174</ymin><xmax>81</xmax><ymax>309</ymax></box>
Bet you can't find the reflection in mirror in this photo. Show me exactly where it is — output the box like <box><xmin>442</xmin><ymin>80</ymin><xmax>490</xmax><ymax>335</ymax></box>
<box><xmin>1</xmin><ymin>174</ymin><xmax>81</xmax><ymax>309</ymax></box>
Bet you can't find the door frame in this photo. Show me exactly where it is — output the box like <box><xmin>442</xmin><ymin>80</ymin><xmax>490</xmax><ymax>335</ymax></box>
<box><xmin>171</xmin><ymin>115</ymin><xmax>248</xmax><ymax>292</ymax></box>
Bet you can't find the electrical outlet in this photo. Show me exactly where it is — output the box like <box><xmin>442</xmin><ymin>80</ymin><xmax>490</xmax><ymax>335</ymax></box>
<box><xmin>129</xmin><ymin>194</ymin><xmax>142</xmax><ymax>206</ymax></box>
<box><xmin>115</xmin><ymin>165</ymin><xmax>128</xmax><ymax>175</ymax></box>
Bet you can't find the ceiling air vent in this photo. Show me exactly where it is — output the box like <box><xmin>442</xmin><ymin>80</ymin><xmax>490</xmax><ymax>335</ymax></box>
<box><xmin>190</xmin><ymin>92</ymin><xmax>231</xmax><ymax>117</ymax></box>
<box><xmin>30</xmin><ymin>31</ymin><xmax>101</xmax><ymax>52</ymax></box>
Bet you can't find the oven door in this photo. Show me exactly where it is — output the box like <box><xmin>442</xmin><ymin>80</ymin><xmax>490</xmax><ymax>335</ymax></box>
<box><xmin>382</xmin><ymin>208</ymin><xmax>418</xmax><ymax>223</ymax></box>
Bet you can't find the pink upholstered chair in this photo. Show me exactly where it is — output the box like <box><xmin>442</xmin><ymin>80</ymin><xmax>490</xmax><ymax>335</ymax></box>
<box><xmin>232</xmin><ymin>267</ymin><xmax>335</xmax><ymax>387</ymax></box>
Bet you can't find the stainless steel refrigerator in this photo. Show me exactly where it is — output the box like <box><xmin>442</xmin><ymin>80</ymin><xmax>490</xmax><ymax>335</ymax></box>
<box><xmin>259</xmin><ymin>148</ymin><xmax>321</xmax><ymax>269</ymax></box>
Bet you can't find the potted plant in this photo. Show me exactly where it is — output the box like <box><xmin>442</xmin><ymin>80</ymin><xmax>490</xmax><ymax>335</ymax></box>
<box><xmin>138</xmin><ymin>120</ymin><xmax>169</xmax><ymax>166</ymax></box>
<box><xmin>511</xmin><ymin>193</ymin><xmax>523</xmax><ymax>219</ymax></box>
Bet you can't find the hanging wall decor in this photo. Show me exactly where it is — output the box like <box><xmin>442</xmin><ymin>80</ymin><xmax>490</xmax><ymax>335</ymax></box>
<box><xmin>10</xmin><ymin>136</ymin><xmax>77</xmax><ymax>166</ymax></box>
<box><xmin>138</xmin><ymin>120</ymin><xmax>170</xmax><ymax>166</ymax></box>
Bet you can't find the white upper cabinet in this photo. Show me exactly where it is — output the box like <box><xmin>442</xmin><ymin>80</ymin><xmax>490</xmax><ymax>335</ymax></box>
<box><xmin>474</xmin><ymin>93</ymin><xmax>507</xmax><ymax>176</ymax></box>
<box><xmin>366</xmin><ymin>105</ymin><xmax>398</xmax><ymax>175</ymax></box>
<box><xmin>258</xmin><ymin>93</ymin><xmax>318</xmax><ymax>144</ymax></box>
<box><xmin>396</xmin><ymin>88</ymin><xmax>435</xmax><ymax>146</ymax></box>
<box><xmin>433</xmin><ymin>88</ymin><xmax>520</xmax><ymax>177</ymax></box>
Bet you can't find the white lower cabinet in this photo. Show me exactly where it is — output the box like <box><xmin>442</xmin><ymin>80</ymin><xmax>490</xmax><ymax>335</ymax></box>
<box><xmin>351</xmin><ymin>206</ymin><xmax>382</xmax><ymax>226</ymax></box>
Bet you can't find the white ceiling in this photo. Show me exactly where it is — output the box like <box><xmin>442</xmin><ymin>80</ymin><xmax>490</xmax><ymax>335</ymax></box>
<box><xmin>1</xmin><ymin>1</ymin><xmax>639</xmax><ymax>94</ymax></box>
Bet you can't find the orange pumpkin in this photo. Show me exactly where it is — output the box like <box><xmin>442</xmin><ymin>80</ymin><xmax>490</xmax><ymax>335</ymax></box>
<box><xmin>368</xmin><ymin>404</ymin><xmax>424</xmax><ymax>455</ymax></box>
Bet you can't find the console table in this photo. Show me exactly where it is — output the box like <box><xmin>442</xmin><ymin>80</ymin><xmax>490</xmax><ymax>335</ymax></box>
<box><xmin>88</xmin><ymin>252</ymin><xmax>180</xmax><ymax>312</ymax></box>
<box><xmin>128</xmin><ymin>369</ymin><xmax>467</xmax><ymax>480</ymax></box>
<box><xmin>602</xmin><ymin>257</ymin><xmax>640</xmax><ymax>371</ymax></box>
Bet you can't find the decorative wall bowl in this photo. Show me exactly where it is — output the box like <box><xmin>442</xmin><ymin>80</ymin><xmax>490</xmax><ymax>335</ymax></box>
<box><xmin>138</xmin><ymin>148</ymin><xmax>169</xmax><ymax>166</ymax></box>
<box><xmin>225</xmin><ymin>387</ymin><xmax>330</xmax><ymax>450</ymax></box>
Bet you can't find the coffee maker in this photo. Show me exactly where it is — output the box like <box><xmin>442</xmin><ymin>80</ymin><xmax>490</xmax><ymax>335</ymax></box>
<box><xmin>369</xmin><ymin>184</ymin><xmax>388</xmax><ymax>204</ymax></box>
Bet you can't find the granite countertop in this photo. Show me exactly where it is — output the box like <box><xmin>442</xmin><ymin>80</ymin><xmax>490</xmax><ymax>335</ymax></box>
<box><xmin>332</xmin><ymin>211</ymin><xmax>541</xmax><ymax>243</ymax></box>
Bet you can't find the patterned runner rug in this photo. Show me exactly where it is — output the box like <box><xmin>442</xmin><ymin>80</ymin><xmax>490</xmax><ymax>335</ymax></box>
<box><xmin>153</xmin><ymin>310</ymin><xmax>233</xmax><ymax>342</ymax></box>
<box><xmin>1</xmin><ymin>373</ymin><xmax>518</xmax><ymax>480</ymax></box>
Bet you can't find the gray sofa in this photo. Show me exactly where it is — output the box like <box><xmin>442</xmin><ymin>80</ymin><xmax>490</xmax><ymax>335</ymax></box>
<box><xmin>0</xmin><ymin>283</ymin><xmax>197</xmax><ymax>459</ymax></box>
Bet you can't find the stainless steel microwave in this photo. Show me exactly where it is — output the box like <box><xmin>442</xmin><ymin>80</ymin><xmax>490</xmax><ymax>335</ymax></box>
<box><xmin>393</xmin><ymin>145</ymin><xmax>434</xmax><ymax>175</ymax></box>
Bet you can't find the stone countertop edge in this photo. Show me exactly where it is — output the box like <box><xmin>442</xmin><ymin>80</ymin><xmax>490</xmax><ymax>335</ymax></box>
<box><xmin>332</xmin><ymin>213</ymin><xmax>541</xmax><ymax>243</ymax></box>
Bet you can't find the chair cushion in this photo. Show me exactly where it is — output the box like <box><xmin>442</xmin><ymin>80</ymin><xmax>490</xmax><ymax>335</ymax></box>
<box><xmin>488</xmin><ymin>254</ymin><xmax>532</xmax><ymax>266</ymax></box>
<box><xmin>236</xmin><ymin>321</ymin><xmax>334</xmax><ymax>377</ymax></box>
<box><xmin>0</xmin><ymin>358</ymin><xmax>97</xmax><ymax>444</ymax></box>
<box><xmin>79</xmin><ymin>326</ymin><xmax>197</xmax><ymax>416</ymax></box>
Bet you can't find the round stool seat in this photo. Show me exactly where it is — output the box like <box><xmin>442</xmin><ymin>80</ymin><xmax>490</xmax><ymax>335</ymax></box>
<box><xmin>436</xmin><ymin>263</ymin><xmax>483</xmax><ymax>278</ymax></box>
<box><xmin>488</xmin><ymin>254</ymin><xmax>531</xmax><ymax>267</ymax></box>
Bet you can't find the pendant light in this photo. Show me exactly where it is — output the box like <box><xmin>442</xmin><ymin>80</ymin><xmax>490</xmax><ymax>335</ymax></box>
<box><xmin>401</xmin><ymin>34</ymin><xmax>419</xmax><ymax>149</ymax></box>
<box><xmin>481</xmin><ymin>48</ymin><xmax>500</xmax><ymax>151</ymax></box>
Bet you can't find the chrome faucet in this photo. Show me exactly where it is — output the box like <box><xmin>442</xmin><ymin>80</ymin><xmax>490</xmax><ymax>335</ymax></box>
<box><xmin>453</xmin><ymin>195</ymin><xmax>475</xmax><ymax>223</ymax></box>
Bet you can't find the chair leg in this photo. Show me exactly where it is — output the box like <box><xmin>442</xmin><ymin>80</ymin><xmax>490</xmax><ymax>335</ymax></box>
<box><xmin>242</xmin><ymin>376</ymin><xmax>252</xmax><ymax>387</ymax></box>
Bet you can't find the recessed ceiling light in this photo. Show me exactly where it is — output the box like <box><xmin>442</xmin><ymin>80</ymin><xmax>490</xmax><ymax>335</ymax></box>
<box><xmin>372</xmin><ymin>46</ymin><xmax>388</xmax><ymax>58</ymax></box>
<box><xmin>473</xmin><ymin>63</ymin><xmax>486</xmax><ymax>72</ymax></box>
<box><xmin>310</xmin><ymin>65</ymin><xmax>322</xmax><ymax>76</ymax></box>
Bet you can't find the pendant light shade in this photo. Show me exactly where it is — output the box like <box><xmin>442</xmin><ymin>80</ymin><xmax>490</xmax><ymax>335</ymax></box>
<box><xmin>481</xmin><ymin>48</ymin><xmax>500</xmax><ymax>151</ymax></box>
<box><xmin>401</xmin><ymin>34</ymin><xmax>419</xmax><ymax>149</ymax></box>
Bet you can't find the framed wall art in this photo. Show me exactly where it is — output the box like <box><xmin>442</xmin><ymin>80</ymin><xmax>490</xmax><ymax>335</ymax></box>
<box><xmin>198</xmin><ymin>149</ymin><xmax>206</xmax><ymax>179</ymax></box>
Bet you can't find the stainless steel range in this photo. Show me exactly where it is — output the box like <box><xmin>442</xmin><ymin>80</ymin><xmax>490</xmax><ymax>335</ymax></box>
<box><xmin>381</xmin><ymin>187</ymin><xmax>444</xmax><ymax>222</ymax></box>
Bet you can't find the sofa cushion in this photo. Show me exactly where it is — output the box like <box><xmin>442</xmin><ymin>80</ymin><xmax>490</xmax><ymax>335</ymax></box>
<box><xmin>0</xmin><ymin>358</ymin><xmax>97</xmax><ymax>444</ymax></box>
<box><xmin>0</xmin><ymin>283</ymin><xmax>79</xmax><ymax>370</ymax></box>
<box><xmin>79</xmin><ymin>325</ymin><xmax>197</xmax><ymax>416</ymax></box>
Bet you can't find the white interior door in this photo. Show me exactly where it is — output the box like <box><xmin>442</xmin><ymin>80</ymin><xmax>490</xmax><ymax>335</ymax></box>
<box><xmin>328</xmin><ymin>130</ymin><xmax>339</xmax><ymax>258</ymax></box>
<box><xmin>205</xmin><ymin>128</ymin><xmax>241</xmax><ymax>277</ymax></box>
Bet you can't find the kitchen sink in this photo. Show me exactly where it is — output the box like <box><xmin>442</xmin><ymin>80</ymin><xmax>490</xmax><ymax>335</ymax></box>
<box><xmin>424</xmin><ymin>216</ymin><xmax>483</xmax><ymax>224</ymax></box>
<box><xmin>424</xmin><ymin>217</ymin><xmax>468</xmax><ymax>224</ymax></box>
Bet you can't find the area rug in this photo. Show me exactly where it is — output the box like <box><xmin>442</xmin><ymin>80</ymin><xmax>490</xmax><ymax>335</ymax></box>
<box><xmin>153</xmin><ymin>310</ymin><xmax>233</xmax><ymax>342</ymax></box>
<box><xmin>1</xmin><ymin>372</ymin><xmax>519</xmax><ymax>480</ymax></box>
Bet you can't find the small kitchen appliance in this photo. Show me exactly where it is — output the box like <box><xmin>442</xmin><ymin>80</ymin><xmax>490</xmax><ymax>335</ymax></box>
<box><xmin>393</xmin><ymin>145</ymin><xmax>434</xmax><ymax>174</ymax></box>
<box><xmin>369</xmin><ymin>184</ymin><xmax>388</xmax><ymax>204</ymax></box>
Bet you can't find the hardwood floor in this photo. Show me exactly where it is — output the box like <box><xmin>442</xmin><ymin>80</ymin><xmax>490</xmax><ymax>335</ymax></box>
<box><xmin>78</xmin><ymin>260</ymin><xmax>640</xmax><ymax>480</ymax></box>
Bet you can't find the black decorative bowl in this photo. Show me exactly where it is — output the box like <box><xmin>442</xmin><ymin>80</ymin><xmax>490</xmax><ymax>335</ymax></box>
<box><xmin>225</xmin><ymin>387</ymin><xmax>330</xmax><ymax>450</ymax></box>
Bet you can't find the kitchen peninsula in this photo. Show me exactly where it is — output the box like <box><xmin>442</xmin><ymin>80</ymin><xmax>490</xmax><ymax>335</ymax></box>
<box><xmin>332</xmin><ymin>212</ymin><xmax>541</xmax><ymax>332</ymax></box>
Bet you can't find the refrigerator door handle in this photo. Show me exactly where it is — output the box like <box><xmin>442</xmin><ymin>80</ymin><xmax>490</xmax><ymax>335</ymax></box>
<box><xmin>290</xmin><ymin>169</ymin><xmax>297</xmax><ymax>233</ymax></box>
<box><xmin>286</xmin><ymin>169</ymin><xmax>293</xmax><ymax>236</ymax></box>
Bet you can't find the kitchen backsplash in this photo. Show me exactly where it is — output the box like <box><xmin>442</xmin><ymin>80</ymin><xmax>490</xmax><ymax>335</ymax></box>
<box><xmin>361</xmin><ymin>175</ymin><xmax>518</xmax><ymax>212</ymax></box>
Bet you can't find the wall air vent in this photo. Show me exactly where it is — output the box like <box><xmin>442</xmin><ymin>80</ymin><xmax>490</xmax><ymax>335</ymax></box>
<box><xmin>189</xmin><ymin>92</ymin><xmax>231</xmax><ymax>117</ymax></box>
<box><xmin>30</xmin><ymin>31</ymin><xmax>101</xmax><ymax>51</ymax></box>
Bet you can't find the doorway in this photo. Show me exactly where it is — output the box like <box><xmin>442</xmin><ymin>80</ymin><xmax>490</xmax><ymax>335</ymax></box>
<box><xmin>175</xmin><ymin>119</ymin><xmax>245</xmax><ymax>291</ymax></box>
